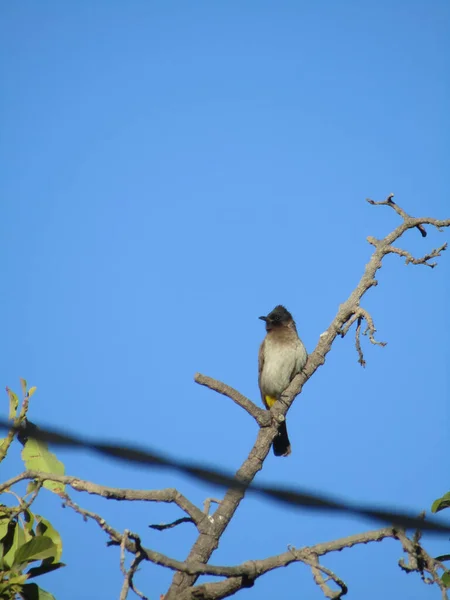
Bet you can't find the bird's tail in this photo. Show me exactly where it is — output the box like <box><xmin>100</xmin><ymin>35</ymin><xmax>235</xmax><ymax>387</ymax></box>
<box><xmin>272</xmin><ymin>420</ymin><xmax>291</xmax><ymax>457</ymax></box>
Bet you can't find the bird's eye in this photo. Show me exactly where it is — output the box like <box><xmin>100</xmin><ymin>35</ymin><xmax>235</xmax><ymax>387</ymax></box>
<box><xmin>272</xmin><ymin>314</ymin><xmax>280</xmax><ymax>322</ymax></box>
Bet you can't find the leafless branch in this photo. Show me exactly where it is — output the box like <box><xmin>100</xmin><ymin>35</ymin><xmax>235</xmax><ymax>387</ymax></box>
<box><xmin>203</xmin><ymin>498</ymin><xmax>221</xmax><ymax>515</ymax></box>
<box><xmin>128</xmin><ymin>555</ymin><xmax>148</xmax><ymax>600</ymax></box>
<box><xmin>194</xmin><ymin>373</ymin><xmax>269</xmax><ymax>426</ymax></box>
<box><xmin>149</xmin><ymin>517</ymin><xmax>194</xmax><ymax>531</ymax></box>
<box><xmin>339</xmin><ymin>307</ymin><xmax>386</xmax><ymax>366</ymax></box>
<box><xmin>397</xmin><ymin>529</ymin><xmax>449</xmax><ymax>598</ymax></box>
<box><xmin>355</xmin><ymin>315</ymin><xmax>365</xmax><ymax>367</ymax></box>
<box><xmin>120</xmin><ymin>530</ymin><xmax>130</xmax><ymax>600</ymax></box>
<box><xmin>387</xmin><ymin>242</ymin><xmax>447</xmax><ymax>268</ymax></box>
<box><xmin>366</xmin><ymin>193</ymin><xmax>428</xmax><ymax>236</ymax></box>
<box><xmin>120</xmin><ymin>530</ymin><xmax>149</xmax><ymax>600</ymax></box>
<box><xmin>309</xmin><ymin>557</ymin><xmax>348</xmax><ymax>600</ymax></box>
<box><xmin>338</xmin><ymin>313</ymin><xmax>359</xmax><ymax>338</ymax></box>
<box><xmin>62</xmin><ymin>493</ymin><xmax>410</xmax><ymax>585</ymax></box>
<box><xmin>0</xmin><ymin>470</ymin><xmax>205</xmax><ymax>529</ymax></box>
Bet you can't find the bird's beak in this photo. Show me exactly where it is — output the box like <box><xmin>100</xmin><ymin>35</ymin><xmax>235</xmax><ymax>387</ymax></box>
<box><xmin>259</xmin><ymin>316</ymin><xmax>268</xmax><ymax>322</ymax></box>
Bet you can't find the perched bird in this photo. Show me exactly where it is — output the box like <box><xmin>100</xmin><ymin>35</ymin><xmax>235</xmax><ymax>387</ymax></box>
<box><xmin>258</xmin><ymin>305</ymin><xmax>307</xmax><ymax>457</ymax></box>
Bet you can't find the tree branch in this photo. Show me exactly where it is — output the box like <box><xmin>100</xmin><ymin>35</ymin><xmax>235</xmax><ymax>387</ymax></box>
<box><xmin>194</xmin><ymin>373</ymin><xmax>269</xmax><ymax>426</ymax></box>
<box><xmin>120</xmin><ymin>530</ymin><xmax>148</xmax><ymax>600</ymax></box>
<box><xmin>386</xmin><ymin>243</ymin><xmax>447</xmax><ymax>268</ymax></box>
<box><xmin>203</xmin><ymin>498</ymin><xmax>221</xmax><ymax>515</ymax></box>
<box><xmin>396</xmin><ymin>529</ymin><xmax>449</xmax><ymax>598</ymax></box>
<box><xmin>166</xmin><ymin>197</ymin><xmax>450</xmax><ymax>598</ymax></box>
<box><xmin>340</xmin><ymin>307</ymin><xmax>386</xmax><ymax>366</ymax></box>
<box><xmin>0</xmin><ymin>470</ymin><xmax>205</xmax><ymax>529</ymax></box>
<box><xmin>366</xmin><ymin>193</ymin><xmax>428</xmax><ymax>237</ymax></box>
<box><xmin>182</xmin><ymin>528</ymin><xmax>401</xmax><ymax>599</ymax></box>
<box><xmin>181</xmin><ymin>527</ymin><xmax>448</xmax><ymax>600</ymax></box>
<box><xmin>149</xmin><ymin>517</ymin><xmax>195</xmax><ymax>531</ymax></box>
<box><xmin>308</xmin><ymin>558</ymin><xmax>348</xmax><ymax>600</ymax></box>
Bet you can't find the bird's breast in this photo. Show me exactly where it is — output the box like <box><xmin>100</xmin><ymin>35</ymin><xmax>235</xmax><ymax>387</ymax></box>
<box><xmin>260</xmin><ymin>336</ymin><xmax>307</xmax><ymax>397</ymax></box>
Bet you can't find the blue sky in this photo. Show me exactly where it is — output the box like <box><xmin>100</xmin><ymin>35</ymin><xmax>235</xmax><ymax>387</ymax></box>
<box><xmin>1</xmin><ymin>1</ymin><xmax>449</xmax><ymax>599</ymax></box>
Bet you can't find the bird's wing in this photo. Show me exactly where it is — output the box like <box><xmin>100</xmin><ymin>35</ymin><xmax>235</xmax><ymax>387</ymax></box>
<box><xmin>258</xmin><ymin>339</ymin><xmax>265</xmax><ymax>397</ymax></box>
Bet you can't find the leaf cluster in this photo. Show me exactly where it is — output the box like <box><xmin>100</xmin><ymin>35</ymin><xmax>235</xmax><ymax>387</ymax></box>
<box><xmin>1</xmin><ymin>381</ymin><xmax>66</xmax><ymax>600</ymax></box>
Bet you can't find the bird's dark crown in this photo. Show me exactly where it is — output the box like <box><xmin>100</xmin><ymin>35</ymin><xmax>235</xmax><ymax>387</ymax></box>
<box><xmin>259</xmin><ymin>305</ymin><xmax>294</xmax><ymax>327</ymax></box>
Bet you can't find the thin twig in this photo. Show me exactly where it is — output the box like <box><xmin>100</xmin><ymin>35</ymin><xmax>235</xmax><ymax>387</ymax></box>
<box><xmin>128</xmin><ymin>554</ymin><xmax>148</xmax><ymax>600</ymax></box>
<box><xmin>203</xmin><ymin>498</ymin><xmax>221</xmax><ymax>515</ymax></box>
<box><xmin>355</xmin><ymin>316</ymin><xmax>365</xmax><ymax>367</ymax></box>
<box><xmin>119</xmin><ymin>530</ymin><xmax>149</xmax><ymax>600</ymax></box>
<box><xmin>149</xmin><ymin>517</ymin><xmax>194</xmax><ymax>531</ymax></box>
<box><xmin>387</xmin><ymin>243</ymin><xmax>447</xmax><ymax>268</ymax></box>
<box><xmin>8</xmin><ymin>481</ymin><xmax>43</xmax><ymax>523</ymax></box>
<box><xmin>359</xmin><ymin>308</ymin><xmax>387</xmax><ymax>347</ymax></box>
<box><xmin>308</xmin><ymin>556</ymin><xmax>348</xmax><ymax>600</ymax></box>
<box><xmin>120</xmin><ymin>530</ymin><xmax>130</xmax><ymax>600</ymax></box>
<box><xmin>366</xmin><ymin>193</ymin><xmax>427</xmax><ymax>237</ymax></box>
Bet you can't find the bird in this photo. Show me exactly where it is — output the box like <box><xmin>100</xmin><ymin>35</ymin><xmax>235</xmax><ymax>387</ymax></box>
<box><xmin>258</xmin><ymin>305</ymin><xmax>307</xmax><ymax>456</ymax></box>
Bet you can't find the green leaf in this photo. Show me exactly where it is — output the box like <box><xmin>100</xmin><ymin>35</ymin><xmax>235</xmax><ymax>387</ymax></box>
<box><xmin>35</xmin><ymin>517</ymin><xmax>62</xmax><ymax>562</ymax></box>
<box><xmin>22</xmin><ymin>510</ymin><xmax>35</xmax><ymax>541</ymax></box>
<box><xmin>431</xmin><ymin>492</ymin><xmax>450</xmax><ymax>513</ymax></box>
<box><xmin>20</xmin><ymin>583</ymin><xmax>56</xmax><ymax>600</ymax></box>
<box><xmin>3</xmin><ymin>519</ymin><xmax>26</xmax><ymax>569</ymax></box>
<box><xmin>0</xmin><ymin>583</ymin><xmax>9</xmax><ymax>595</ymax></box>
<box><xmin>6</xmin><ymin>573</ymin><xmax>28</xmax><ymax>586</ymax></box>
<box><xmin>27</xmin><ymin>561</ymin><xmax>65</xmax><ymax>579</ymax></box>
<box><xmin>26</xmin><ymin>480</ymin><xmax>40</xmax><ymax>496</ymax></box>
<box><xmin>28</xmin><ymin>387</ymin><xmax>37</xmax><ymax>399</ymax></box>
<box><xmin>0</xmin><ymin>514</ymin><xmax>10</xmax><ymax>541</ymax></box>
<box><xmin>13</xmin><ymin>536</ymin><xmax>57</xmax><ymax>568</ymax></box>
<box><xmin>6</xmin><ymin>387</ymin><xmax>19</xmax><ymax>420</ymax></box>
<box><xmin>436</xmin><ymin>554</ymin><xmax>450</xmax><ymax>562</ymax></box>
<box><xmin>442</xmin><ymin>571</ymin><xmax>450</xmax><ymax>588</ymax></box>
<box><xmin>20</xmin><ymin>378</ymin><xmax>28</xmax><ymax>397</ymax></box>
<box><xmin>21</xmin><ymin>439</ymin><xmax>65</xmax><ymax>495</ymax></box>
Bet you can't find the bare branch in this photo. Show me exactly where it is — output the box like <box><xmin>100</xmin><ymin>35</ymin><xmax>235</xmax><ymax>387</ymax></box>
<box><xmin>338</xmin><ymin>313</ymin><xmax>359</xmax><ymax>338</ymax></box>
<box><xmin>309</xmin><ymin>557</ymin><xmax>348</xmax><ymax>600</ymax></box>
<box><xmin>396</xmin><ymin>528</ymin><xmax>449</xmax><ymax>598</ymax></box>
<box><xmin>120</xmin><ymin>530</ymin><xmax>130</xmax><ymax>600</ymax></box>
<box><xmin>0</xmin><ymin>470</ymin><xmax>205</xmax><ymax>529</ymax></box>
<box><xmin>194</xmin><ymin>373</ymin><xmax>269</xmax><ymax>426</ymax></box>
<box><xmin>340</xmin><ymin>307</ymin><xmax>386</xmax><ymax>366</ymax></box>
<box><xmin>10</xmin><ymin>481</ymin><xmax>43</xmax><ymax>521</ymax></box>
<box><xmin>359</xmin><ymin>308</ymin><xmax>387</xmax><ymax>348</ymax></box>
<box><xmin>128</xmin><ymin>555</ymin><xmax>148</xmax><ymax>600</ymax></box>
<box><xmin>120</xmin><ymin>530</ymin><xmax>149</xmax><ymax>600</ymax></box>
<box><xmin>355</xmin><ymin>315</ymin><xmax>365</xmax><ymax>367</ymax></box>
<box><xmin>185</xmin><ymin>528</ymin><xmax>400</xmax><ymax>599</ymax></box>
<box><xmin>366</xmin><ymin>193</ymin><xmax>428</xmax><ymax>237</ymax></box>
<box><xmin>63</xmin><ymin>492</ymin><xmax>411</xmax><ymax>586</ymax></box>
<box><xmin>387</xmin><ymin>243</ymin><xmax>447</xmax><ymax>268</ymax></box>
<box><xmin>203</xmin><ymin>498</ymin><xmax>221</xmax><ymax>515</ymax></box>
<box><xmin>149</xmin><ymin>517</ymin><xmax>194</xmax><ymax>531</ymax></box>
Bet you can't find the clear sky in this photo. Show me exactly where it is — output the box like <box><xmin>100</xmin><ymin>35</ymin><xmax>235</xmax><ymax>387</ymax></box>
<box><xmin>1</xmin><ymin>2</ymin><xmax>449</xmax><ymax>599</ymax></box>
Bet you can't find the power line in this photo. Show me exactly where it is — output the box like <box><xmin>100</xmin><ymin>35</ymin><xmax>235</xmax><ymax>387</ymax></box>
<box><xmin>1</xmin><ymin>418</ymin><xmax>448</xmax><ymax>534</ymax></box>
